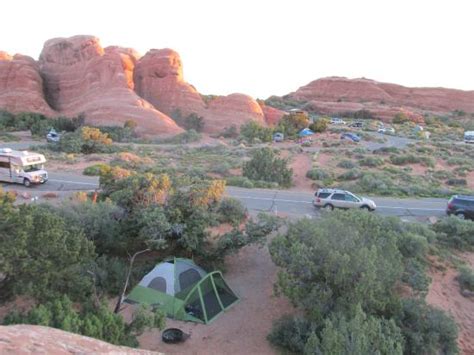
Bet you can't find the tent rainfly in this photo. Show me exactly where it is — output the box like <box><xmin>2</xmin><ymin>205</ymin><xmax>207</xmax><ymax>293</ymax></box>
<box><xmin>298</xmin><ymin>128</ymin><xmax>314</xmax><ymax>137</ymax></box>
<box><xmin>126</xmin><ymin>258</ymin><xmax>239</xmax><ymax>324</ymax></box>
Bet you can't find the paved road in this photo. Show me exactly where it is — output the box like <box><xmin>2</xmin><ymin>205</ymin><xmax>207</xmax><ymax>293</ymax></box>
<box><xmin>1</xmin><ymin>172</ymin><xmax>447</xmax><ymax>219</ymax></box>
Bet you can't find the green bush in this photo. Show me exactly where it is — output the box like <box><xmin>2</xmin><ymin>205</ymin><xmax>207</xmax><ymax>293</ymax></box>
<box><xmin>338</xmin><ymin>169</ymin><xmax>362</xmax><ymax>181</ymax></box>
<box><xmin>267</xmin><ymin>316</ymin><xmax>313</xmax><ymax>354</ymax></box>
<box><xmin>446</xmin><ymin>178</ymin><xmax>467</xmax><ymax>186</ymax></box>
<box><xmin>396</xmin><ymin>299</ymin><xmax>458</xmax><ymax>355</ymax></box>
<box><xmin>83</xmin><ymin>164</ymin><xmax>109</xmax><ymax>176</ymax></box>
<box><xmin>217</xmin><ymin>198</ymin><xmax>247</xmax><ymax>226</ymax></box>
<box><xmin>157</xmin><ymin>130</ymin><xmax>201</xmax><ymax>144</ymax></box>
<box><xmin>359</xmin><ymin>156</ymin><xmax>384</xmax><ymax>167</ymax></box>
<box><xmin>432</xmin><ymin>216</ymin><xmax>474</xmax><ymax>250</ymax></box>
<box><xmin>226</xmin><ymin>176</ymin><xmax>255</xmax><ymax>188</ymax></box>
<box><xmin>458</xmin><ymin>266</ymin><xmax>474</xmax><ymax>292</ymax></box>
<box><xmin>276</xmin><ymin>112</ymin><xmax>310</xmax><ymax>137</ymax></box>
<box><xmin>306</xmin><ymin>168</ymin><xmax>331</xmax><ymax>181</ymax></box>
<box><xmin>392</xmin><ymin>112</ymin><xmax>410</xmax><ymax>124</ymax></box>
<box><xmin>239</xmin><ymin>121</ymin><xmax>273</xmax><ymax>143</ymax></box>
<box><xmin>373</xmin><ymin>146</ymin><xmax>400</xmax><ymax>155</ymax></box>
<box><xmin>309</xmin><ymin>118</ymin><xmax>329</xmax><ymax>133</ymax></box>
<box><xmin>2</xmin><ymin>295</ymin><xmax>165</xmax><ymax>348</ymax></box>
<box><xmin>243</xmin><ymin>148</ymin><xmax>292</xmax><ymax>187</ymax></box>
<box><xmin>337</xmin><ymin>159</ymin><xmax>358</xmax><ymax>169</ymax></box>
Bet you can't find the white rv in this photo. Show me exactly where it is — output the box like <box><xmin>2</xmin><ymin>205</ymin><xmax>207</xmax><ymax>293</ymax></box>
<box><xmin>464</xmin><ymin>131</ymin><xmax>474</xmax><ymax>144</ymax></box>
<box><xmin>0</xmin><ymin>148</ymin><xmax>48</xmax><ymax>187</ymax></box>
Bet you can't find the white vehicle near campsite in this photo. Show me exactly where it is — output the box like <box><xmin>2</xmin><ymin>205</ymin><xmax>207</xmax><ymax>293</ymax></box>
<box><xmin>0</xmin><ymin>148</ymin><xmax>48</xmax><ymax>187</ymax></box>
<box><xmin>464</xmin><ymin>131</ymin><xmax>474</xmax><ymax>144</ymax></box>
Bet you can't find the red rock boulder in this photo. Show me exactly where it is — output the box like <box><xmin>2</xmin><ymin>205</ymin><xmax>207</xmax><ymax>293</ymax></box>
<box><xmin>134</xmin><ymin>49</ymin><xmax>266</xmax><ymax>134</ymax></box>
<box><xmin>38</xmin><ymin>36</ymin><xmax>182</xmax><ymax>137</ymax></box>
<box><xmin>0</xmin><ymin>52</ymin><xmax>55</xmax><ymax>115</ymax></box>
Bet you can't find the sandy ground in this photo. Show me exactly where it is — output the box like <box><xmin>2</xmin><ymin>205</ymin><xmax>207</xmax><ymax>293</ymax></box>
<box><xmin>426</xmin><ymin>252</ymin><xmax>474</xmax><ymax>354</ymax></box>
<box><xmin>137</xmin><ymin>243</ymin><xmax>294</xmax><ymax>355</ymax></box>
<box><xmin>289</xmin><ymin>153</ymin><xmax>313</xmax><ymax>192</ymax></box>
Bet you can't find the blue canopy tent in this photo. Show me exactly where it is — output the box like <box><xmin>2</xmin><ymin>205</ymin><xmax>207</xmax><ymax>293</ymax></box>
<box><xmin>298</xmin><ymin>128</ymin><xmax>314</xmax><ymax>137</ymax></box>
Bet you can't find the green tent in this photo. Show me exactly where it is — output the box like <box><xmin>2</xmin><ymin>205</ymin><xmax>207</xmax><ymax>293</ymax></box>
<box><xmin>126</xmin><ymin>258</ymin><xmax>239</xmax><ymax>324</ymax></box>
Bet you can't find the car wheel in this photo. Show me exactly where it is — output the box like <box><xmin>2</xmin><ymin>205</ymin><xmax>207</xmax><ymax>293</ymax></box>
<box><xmin>323</xmin><ymin>204</ymin><xmax>334</xmax><ymax>211</ymax></box>
<box><xmin>360</xmin><ymin>205</ymin><xmax>371</xmax><ymax>211</ymax></box>
<box><xmin>455</xmin><ymin>212</ymin><xmax>465</xmax><ymax>220</ymax></box>
<box><xmin>23</xmin><ymin>178</ymin><xmax>31</xmax><ymax>187</ymax></box>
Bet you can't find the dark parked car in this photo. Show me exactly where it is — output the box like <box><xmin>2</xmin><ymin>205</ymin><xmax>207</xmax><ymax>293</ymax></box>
<box><xmin>348</xmin><ymin>121</ymin><xmax>363</xmax><ymax>128</ymax></box>
<box><xmin>340</xmin><ymin>132</ymin><xmax>360</xmax><ymax>142</ymax></box>
<box><xmin>446</xmin><ymin>195</ymin><xmax>474</xmax><ymax>220</ymax></box>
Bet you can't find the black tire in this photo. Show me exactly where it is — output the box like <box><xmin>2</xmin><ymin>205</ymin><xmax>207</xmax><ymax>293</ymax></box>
<box><xmin>455</xmin><ymin>212</ymin><xmax>466</xmax><ymax>220</ymax></box>
<box><xmin>360</xmin><ymin>205</ymin><xmax>370</xmax><ymax>211</ymax></box>
<box><xmin>23</xmin><ymin>178</ymin><xmax>31</xmax><ymax>187</ymax></box>
<box><xmin>323</xmin><ymin>204</ymin><xmax>334</xmax><ymax>211</ymax></box>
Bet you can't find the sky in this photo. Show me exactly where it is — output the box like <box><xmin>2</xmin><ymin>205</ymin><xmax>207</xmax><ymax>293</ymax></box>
<box><xmin>1</xmin><ymin>0</ymin><xmax>473</xmax><ymax>98</ymax></box>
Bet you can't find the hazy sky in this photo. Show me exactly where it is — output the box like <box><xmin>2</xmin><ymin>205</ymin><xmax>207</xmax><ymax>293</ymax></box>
<box><xmin>2</xmin><ymin>0</ymin><xmax>473</xmax><ymax>98</ymax></box>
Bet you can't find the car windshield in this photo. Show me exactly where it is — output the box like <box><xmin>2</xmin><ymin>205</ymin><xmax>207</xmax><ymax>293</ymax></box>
<box><xmin>351</xmin><ymin>193</ymin><xmax>362</xmax><ymax>201</ymax></box>
<box><xmin>23</xmin><ymin>164</ymin><xmax>43</xmax><ymax>172</ymax></box>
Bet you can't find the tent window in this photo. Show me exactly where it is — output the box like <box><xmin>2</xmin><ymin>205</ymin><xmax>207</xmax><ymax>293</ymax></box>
<box><xmin>179</xmin><ymin>269</ymin><xmax>202</xmax><ymax>290</ymax></box>
<box><xmin>200</xmin><ymin>277</ymin><xmax>222</xmax><ymax>321</ymax></box>
<box><xmin>213</xmin><ymin>275</ymin><xmax>239</xmax><ymax>308</ymax></box>
<box><xmin>148</xmin><ymin>277</ymin><xmax>167</xmax><ymax>292</ymax></box>
<box><xmin>184</xmin><ymin>289</ymin><xmax>205</xmax><ymax>322</ymax></box>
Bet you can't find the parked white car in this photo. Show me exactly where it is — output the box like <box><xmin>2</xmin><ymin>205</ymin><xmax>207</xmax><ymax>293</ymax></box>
<box><xmin>313</xmin><ymin>188</ymin><xmax>376</xmax><ymax>211</ymax></box>
<box><xmin>464</xmin><ymin>131</ymin><xmax>474</xmax><ymax>144</ymax></box>
<box><xmin>330</xmin><ymin>117</ymin><xmax>346</xmax><ymax>125</ymax></box>
<box><xmin>377</xmin><ymin>127</ymin><xmax>395</xmax><ymax>135</ymax></box>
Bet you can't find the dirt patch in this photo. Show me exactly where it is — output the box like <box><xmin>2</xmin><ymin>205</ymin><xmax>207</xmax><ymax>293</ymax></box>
<box><xmin>138</xmin><ymin>243</ymin><xmax>293</xmax><ymax>354</ymax></box>
<box><xmin>289</xmin><ymin>153</ymin><xmax>313</xmax><ymax>192</ymax></box>
<box><xmin>409</xmin><ymin>163</ymin><xmax>427</xmax><ymax>175</ymax></box>
<box><xmin>426</xmin><ymin>254</ymin><xmax>474</xmax><ymax>354</ymax></box>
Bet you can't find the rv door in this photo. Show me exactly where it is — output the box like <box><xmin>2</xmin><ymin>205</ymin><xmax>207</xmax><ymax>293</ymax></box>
<box><xmin>0</xmin><ymin>158</ymin><xmax>13</xmax><ymax>183</ymax></box>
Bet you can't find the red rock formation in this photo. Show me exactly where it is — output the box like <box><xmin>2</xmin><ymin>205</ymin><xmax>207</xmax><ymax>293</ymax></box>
<box><xmin>0</xmin><ymin>325</ymin><xmax>161</xmax><ymax>354</ymax></box>
<box><xmin>287</xmin><ymin>77</ymin><xmax>474</xmax><ymax>123</ymax></box>
<box><xmin>134</xmin><ymin>49</ymin><xmax>266</xmax><ymax>134</ymax></box>
<box><xmin>259</xmin><ymin>102</ymin><xmax>285</xmax><ymax>126</ymax></box>
<box><xmin>0</xmin><ymin>52</ymin><xmax>55</xmax><ymax>115</ymax></box>
<box><xmin>38</xmin><ymin>36</ymin><xmax>182</xmax><ymax>137</ymax></box>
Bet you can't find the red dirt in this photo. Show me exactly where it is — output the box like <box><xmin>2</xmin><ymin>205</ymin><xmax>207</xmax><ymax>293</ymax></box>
<box><xmin>426</xmin><ymin>253</ymin><xmax>474</xmax><ymax>354</ymax></box>
<box><xmin>289</xmin><ymin>153</ymin><xmax>313</xmax><ymax>191</ymax></box>
<box><xmin>137</xmin><ymin>243</ymin><xmax>294</xmax><ymax>354</ymax></box>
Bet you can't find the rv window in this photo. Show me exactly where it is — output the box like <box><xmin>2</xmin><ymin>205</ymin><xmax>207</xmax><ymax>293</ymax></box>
<box><xmin>0</xmin><ymin>162</ymin><xmax>10</xmax><ymax>169</ymax></box>
<box><xmin>23</xmin><ymin>164</ymin><xmax>42</xmax><ymax>172</ymax></box>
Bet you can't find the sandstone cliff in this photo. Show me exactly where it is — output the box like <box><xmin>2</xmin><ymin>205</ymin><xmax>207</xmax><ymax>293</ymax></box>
<box><xmin>38</xmin><ymin>36</ymin><xmax>183</xmax><ymax>137</ymax></box>
<box><xmin>286</xmin><ymin>76</ymin><xmax>474</xmax><ymax>122</ymax></box>
<box><xmin>0</xmin><ymin>52</ymin><xmax>55</xmax><ymax>116</ymax></box>
<box><xmin>134</xmin><ymin>49</ymin><xmax>267</xmax><ymax>134</ymax></box>
<box><xmin>0</xmin><ymin>325</ymin><xmax>161</xmax><ymax>354</ymax></box>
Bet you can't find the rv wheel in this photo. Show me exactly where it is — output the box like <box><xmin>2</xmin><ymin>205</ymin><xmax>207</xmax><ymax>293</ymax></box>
<box><xmin>23</xmin><ymin>179</ymin><xmax>31</xmax><ymax>187</ymax></box>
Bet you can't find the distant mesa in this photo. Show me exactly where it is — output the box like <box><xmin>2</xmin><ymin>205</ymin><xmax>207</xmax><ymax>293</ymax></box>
<box><xmin>282</xmin><ymin>76</ymin><xmax>474</xmax><ymax>123</ymax></box>
<box><xmin>1</xmin><ymin>36</ymin><xmax>474</xmax><ymax>136</ymax></box>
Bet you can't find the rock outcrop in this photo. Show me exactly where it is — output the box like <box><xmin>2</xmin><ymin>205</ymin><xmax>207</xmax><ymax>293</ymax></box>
<box><xmin>0</xmin><ymin>325</ymin><xmax>161</xmax><ymax>354</ymax></box>
<box><xmin>134</xmin><ymin>49</ymin><xmax>267</xmax><ymax>134</ymax></box>
<box><xmin>0</xmin><ymin>52</ymin><xmax>55</xmax><ymax>116</ymax></box>
<box><xmin>38</xmin><ymin>36</ymin><xmax>182</xmax><ymax>137</ymax></box>
<box><xmin>286</xmin><ymin>77</ymin><xmax>474</xmax><ymax>122</ymax></box>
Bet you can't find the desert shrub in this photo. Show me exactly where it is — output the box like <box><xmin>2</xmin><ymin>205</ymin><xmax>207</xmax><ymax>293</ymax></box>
<box><xmin>270</xmin><ymin>211</ymin><xmax>404</xmax><ymax>321</ymax></box>
<box><xmin>338</xmin><ymin>168</ymin><xmax>362</xmax><ymax>181</ymax></box>
<box><xmin>446</xmin><ymin>178</ymin><xmax>467</xmax><ymax>186</ymax></box>
<box><xmin>396</xmin><ymin>299</ymin><xmax>458</xmax><ymax>355</ymax></box>
<box><xmin>243</xmin><ymin>148</ymin><xmax>292</xmax><ymax>187</ymax></box>
<box><xmin>183</xmin><ymin>113</ymin><xmax>205</xmax><ymax>132</ymax></box>
<box><xmin>220</xmin><ymin>125</ymin><xmax>239</xmax><ymax>138</ymax></box>
<box><xmin>306</xmin><ymin>168</ymin><xmax>331</xmax><ymax>181</ymax></box>
<box><xmin>359</xmin><ymin>156</ymin><xmax>384</xmax><ymax>167</ymax></box>
<box><xmin>57</xmin><ymin>127</ymin><xmax>114</xmax><ymax>154</ymax></box>
<box><xmin>458</xmin><ymin>266</ymin><xmax>474</xmax><ymax>293</ymax></box>
<box><xmin>432</xmin><ymin>216</ymin><xmax>474</xmax><ymax>250</ymax></box>
<box><xmin>390</xmin><ymin>154</ymin><xmax>420</xmax><ymax>165</ymax></box>
<box><xmin>217</xmin><ymin>198</ymin><xmax>247</xmax><ymax>226</ymax></box>
<box><xmin>267</xmin><ymin>316</ymin><xmax>314</xmax><ymax>353</ymax></box>
<box><xmin>393</xmin><ymin>112</ymin><xmax>410</xmax><ymax>124</ymax></box>
<box><xmin>83</xmin><ymin>163</ymin><xmax>109</xmax><ymax>176</ymax></box>
<box><xmin>95</xmin><ymin>125</ymin><xmax>135</xmax><ymax>142</ymax></box>
<box><xmin>309</xmin><ymin>117</ymin><xmax>329</xmax><ymax>133</ymax></box>
<box><xmin>276</xmin><ymin>112</ymin><xmax>310</xmax><ymax>137</ymax></box>
<box><xmin>225</xmin><ymin>176</ymin><xmax>255</xmax><ymax>188</ymax></box>
<box><xmin>2</xmin><ymin>295</ymin><xmax>165</xmax><ymax>348</ymax></box>
<box><xmin>210</xmin><ymin>161</ymin><xmax>232</xmax><ymax>176</ymax></box>
<box><xmin>240</xmin><ymin>121</ymin><xmax>273</xmax><ymax>143</ymax></box>
<box><xmin>432</xmin><ymin>170</ymin><xmax>451</xmax><ymax>180</ymax></box>
<box><xmin>337</xmin><ymin>159</ymin><xmax>358</xmax><ymax>169</ymax></box>
<box><xmin>158</xmin><ymin>129</ymin><xmax>201</xmax><ymax>144</ymax></box>
<box><xmin>372</xmin><ymin>146</ymin><xmax>399</xmax><ymax>155</ymax></box>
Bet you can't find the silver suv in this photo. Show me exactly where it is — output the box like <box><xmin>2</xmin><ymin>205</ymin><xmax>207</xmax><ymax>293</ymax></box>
<box><xmin>313</xmin><ymin>188</ymin><xmax>376</xmax><ymax>211</ymax></box>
